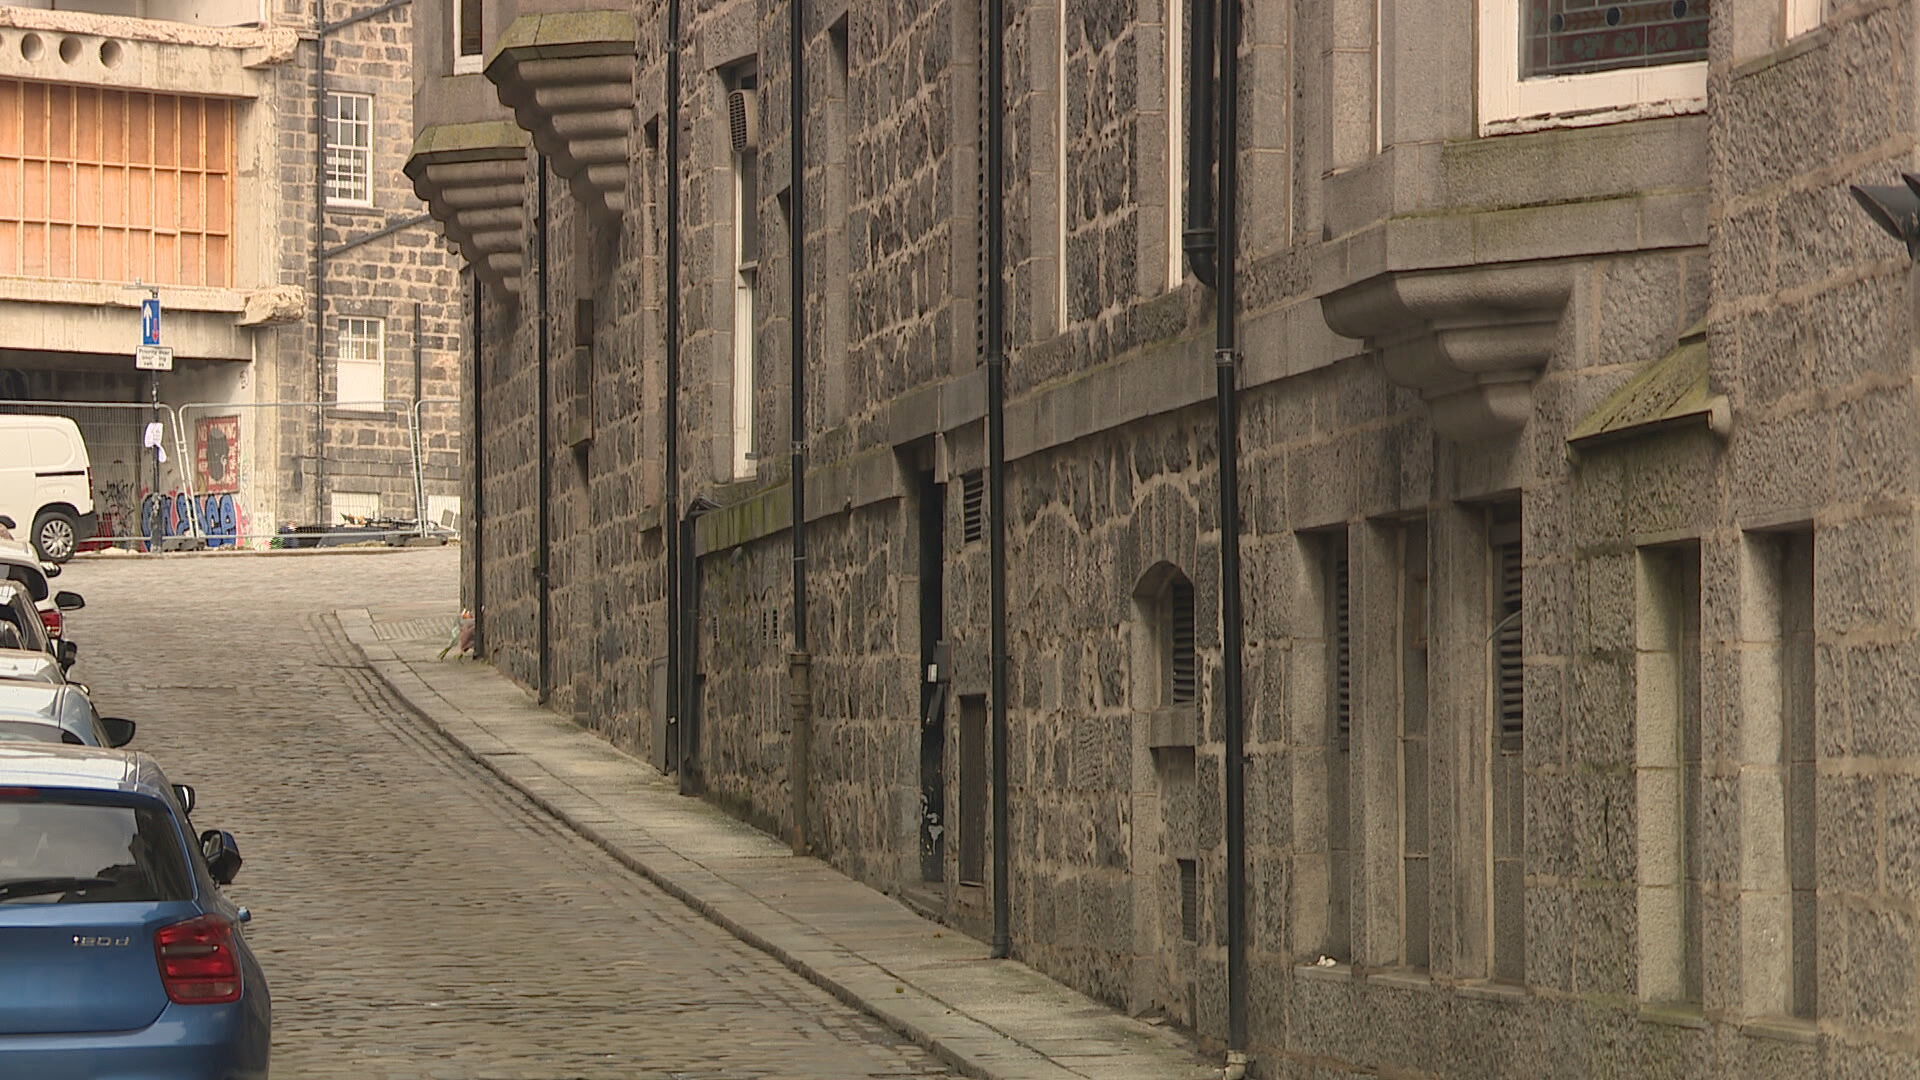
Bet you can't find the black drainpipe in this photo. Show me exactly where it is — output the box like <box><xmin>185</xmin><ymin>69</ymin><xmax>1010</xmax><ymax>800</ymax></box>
<box><xmin>471</xmin><ymin>271</ymin><xmax>486</xmax><ymax>656</ymax></box>
<box><xmin>985</xmin><ymin>0</ymin><xmax>1011</xmax><ymax>961</ymax></box>
<box><xmin>535</xmin><ymin>156</ymin><xmax>553</xmax><ymax>703</ymax></box>
<box><xmin>1213</xmin><ymin>0</ymin><xmax>1248</xmax><ymax>1067</ymax></box>
<box><xmin>665</xmin><ymin>0</ymin><xmax>686</xmax><ymax>791</ymax></box>
<box><xmin>1183</xmin><ymin>0</ymin><xmax>1217</xmax><ymax>289</ymax></box>
<box><xmin>788</xmin><ymin>0</ymin><xmax>813</xmax><ymax>853</ymax></box>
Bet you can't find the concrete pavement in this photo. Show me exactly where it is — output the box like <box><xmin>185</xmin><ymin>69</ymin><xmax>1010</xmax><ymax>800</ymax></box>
<box><xmin>342</xmin><ymin>602</ymin><xmax>1219</xmax><ymax>1080</ymax></box>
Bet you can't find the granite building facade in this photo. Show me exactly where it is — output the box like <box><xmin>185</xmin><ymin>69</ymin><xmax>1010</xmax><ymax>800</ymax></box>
<box><xmin>419</xmin><ymin>0</ymin><xmax>1920</xmax><ymax>1072</ymax></box>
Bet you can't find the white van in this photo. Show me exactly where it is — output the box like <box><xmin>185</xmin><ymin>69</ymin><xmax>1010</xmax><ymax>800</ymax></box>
<box><xmin>0</xmin><ymin>416</ymin><xmax>97</xmax><ymax>563</ymax></box>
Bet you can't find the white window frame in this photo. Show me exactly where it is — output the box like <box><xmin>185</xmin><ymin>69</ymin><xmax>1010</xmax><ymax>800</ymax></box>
<box><xmin>1476</xmin><ymin>0</ymin><xmax>1705</xmax><ymax>136</ymax></box>
<box><xmin>453</xmin><ymin>0</ymin><xmax>484</xmax><ymax>74</ymax></box>
<box><xmin>730</xmin><ymin>147</ymin><xmax>757</xmax><ymax>481</ymax></box>
<box><xmin>1783</xmin><ymin>0</ymin><xmax>1823</xmax><ymax>39</ymax></box>
<box><xmin>325</xmin><ymin>92</ymin><xmax>375</xmax><ymax>206</ymax></box>
<box><xmin>330</xmin><ymin>490</ymin><xmax>382</xmax><ymax>523</ymax></box>
<box><xmin>335</xmin><ymin>316</ymin><xmax>386</xmax><ymax>412</ymax></box>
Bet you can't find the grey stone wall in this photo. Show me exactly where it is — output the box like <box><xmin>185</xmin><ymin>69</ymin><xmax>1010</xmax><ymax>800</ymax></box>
<box><xmin>440</xmin><ymin>0</ymin><xmax>1920</xmax><ymax>1073</ymax></box>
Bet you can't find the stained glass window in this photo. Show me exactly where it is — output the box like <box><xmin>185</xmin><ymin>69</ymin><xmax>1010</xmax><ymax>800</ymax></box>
<box><xmin>1522</xmin><ymin>0</ymin><xmax>1709</xmax><ymax>79</ymax></box>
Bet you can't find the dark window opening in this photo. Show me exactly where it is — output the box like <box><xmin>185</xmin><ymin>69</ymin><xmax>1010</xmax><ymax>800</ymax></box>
<box><xmin>457</xmin><ymin>0</ymin><xmax>482</xmax><ymax>59</ymax></box>
<box><xmin>958</xmin><ymin>694</ymin><xmax>987</xmax><ymax>886</ymax></box>
<box><xmin>1179</xmin><ymin>858</ymin><xmax>1199</xmax><ymax>943</ymax></box>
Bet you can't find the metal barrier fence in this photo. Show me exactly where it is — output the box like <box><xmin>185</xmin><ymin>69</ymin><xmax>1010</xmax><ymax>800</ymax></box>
<box><xmin>1</xmin><ymin>396</ymin><xmax>464</xmax><ymax>552</ymax></box>
<box><xmin>0</xmin><ymin>399</ymin><xmax>190</xmax><ymax>549</ymax></box>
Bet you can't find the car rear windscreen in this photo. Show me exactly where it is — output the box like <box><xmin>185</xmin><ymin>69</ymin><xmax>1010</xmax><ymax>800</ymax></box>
<box><xmin>0</xmin><ymin>797</ymin><xmax>192</xmax><ymax>904</ymax></box>
<box><xmin>0</xmin><ymin>721</ymin><xmax>79</xmax><ymax>744</ymax></box>
<box><xmin>2</xmin><ymin>564</ymin><xmax>47</xmax><ymax>603</ymax></box>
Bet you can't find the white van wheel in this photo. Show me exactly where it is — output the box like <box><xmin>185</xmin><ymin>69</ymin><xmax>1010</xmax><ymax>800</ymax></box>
<box><xmin>32</xmin><ymin>510</ymin><xmax>77</xmax><ymax>563</ymax></box>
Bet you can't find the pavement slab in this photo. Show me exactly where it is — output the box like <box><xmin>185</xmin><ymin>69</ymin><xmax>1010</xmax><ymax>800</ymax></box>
<box><xmin>340</xmin><ymin>602</ymin><xmax>1219</xmax><ymax>1080</ymax></box>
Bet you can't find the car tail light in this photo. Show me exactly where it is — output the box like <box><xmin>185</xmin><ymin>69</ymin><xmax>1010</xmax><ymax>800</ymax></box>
<box><xmin>154</xmin><ymin>915</ymin><xmax>242</xmax><ymax>1004</ymax></box>
<box><xmin>39</xmin><ymin>609</ymin><xmax>61</xmax><ymax>638</ymax></box>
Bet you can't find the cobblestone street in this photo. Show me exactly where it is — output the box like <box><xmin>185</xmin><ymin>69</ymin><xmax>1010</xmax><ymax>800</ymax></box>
<box><xmin>54</xmin><ymin>547</ymin><xmax>953</xmax><ymax>1080</ymax></box>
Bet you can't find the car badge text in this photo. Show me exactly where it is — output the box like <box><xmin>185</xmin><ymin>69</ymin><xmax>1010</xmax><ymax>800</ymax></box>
<box><xmin>71</xmin><ymin>936</ymin><xmax>131</xmax><ymax>947</ymax></box>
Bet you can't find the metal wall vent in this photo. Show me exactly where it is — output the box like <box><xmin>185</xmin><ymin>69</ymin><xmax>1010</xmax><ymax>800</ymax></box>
<box><xmin>1333</xmin><ymin>551</ymin><xmax>1351</xmax><ymax>750</ymax></box>
<box><xmin>961</xmin><ymin>470</ymin><xmax>985</xmax><ymax>545</ymax></box>
<box><xmin>728</xmin><ymin>89</ymin><xmax>759</xmax><ymax>153</ymax></box>
<box><xmin>1169</xmin><ymin>577</ymin><xmax>1196</xmax><ymax>705</ymax></box>
<box><xmin>1494</xmin><ymin>535</ymin><xmax>1524</xmax><ymax>754</ymax></box>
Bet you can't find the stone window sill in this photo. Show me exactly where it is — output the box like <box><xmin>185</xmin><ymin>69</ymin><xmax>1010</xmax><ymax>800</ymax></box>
<box><xmin>1293</xmin><ymin>961</ymin><xmax>1355</xmax><ymax>984</ymax></box>
<box><xmin>1741</xmin><ymin>1017</ymin><xmax>1818</xmax><ymax>1045</ymax></box>
<box><xmin>1367</xmin><ymin>970</ymin><xmax>1433</xmax><ymax>992</ymax></box>
<box><xmin>1639</xmin><ymin>1002</ymin><xmax>1707</xmax><ymax>1029</ymax></box>
<box><xmin>1455</xmin><ymin>980</ymin><xmax>1528</xmax><ymax>1004</ymax></box>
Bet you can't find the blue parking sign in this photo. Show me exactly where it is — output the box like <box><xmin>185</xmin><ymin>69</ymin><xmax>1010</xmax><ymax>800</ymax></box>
<box><xmin>141</xmin><ymin>298</ymin><xmax>161</xmax><ymax>346</ymax></box>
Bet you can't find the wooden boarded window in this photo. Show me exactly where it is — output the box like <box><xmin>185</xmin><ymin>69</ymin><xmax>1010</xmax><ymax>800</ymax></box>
<box><xmin>0</xmin><ymin>80</ymin><xmax>235</xmax><ymax>287</ymax></box>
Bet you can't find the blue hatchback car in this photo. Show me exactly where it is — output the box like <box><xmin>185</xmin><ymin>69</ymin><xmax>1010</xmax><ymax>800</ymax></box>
<box><xmin>0</xmin><ymin>744</ymin><xmax>269</xmax><ymax>1080</ymax></box>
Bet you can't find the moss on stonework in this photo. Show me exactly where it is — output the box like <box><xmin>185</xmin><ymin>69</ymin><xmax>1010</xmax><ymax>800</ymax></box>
<box><xmin>486</xmin><ymin>10</ymin><xmax>636</xmax><ymax>66</ymax></box>
<box><xmin>407</xmin><ymin>121</ymin><xmax>529</xmax><ymax>162</ymax></box>
<box><xmin>1569</xmin><ymin>319</ymin><xmax>1716</xmax><ymax>447</ymax></box>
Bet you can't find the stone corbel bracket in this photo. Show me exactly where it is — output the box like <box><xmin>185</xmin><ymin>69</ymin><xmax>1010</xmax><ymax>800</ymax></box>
<box><xmin>486</xmin><ymin>11</ymin><xmax>637</xmax><ymax>220</ymax></box>
<box><xmin>1321</xmin><ymin>261</ymin><xmax>1575</xmax><ymax>441</ymax></box>
<box><xmin>405</xmin><ymin>122</ymin><xmax>532</xmax><ymax>297</ymax></box>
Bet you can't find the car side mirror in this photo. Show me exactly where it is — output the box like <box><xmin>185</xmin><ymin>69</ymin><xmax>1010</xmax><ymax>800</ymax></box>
<box><xmin>42</xmin><ymin>563</ymin><xmax>59</xmax><ymax>579</ymax></box>
<box><xmin>53</xmin><ymin>591</ymin><xmax>83</xmax><ymax>612</ymax></box>
<box><xmin>55</xmin><ymin>640</ymin><xmax>77</xmax><ymax>670</ymax></box>
<box><xmin>172</xmin><ymin>784</ymin><xmax>196</xmax><ymax>815</ymax></box>
<box><xmin>200</xmin><ymin>829</ymin><xmax>242</xmax><ymax>885</ymax></box>
<box><xmin>100</xmin><ymin>717</ymin><xmax>135</xmax><ymax>748</ymax></box>
<box><xmin>0</xmin><ymin>516</ymin><xmax>13</xmax><ymax>530</ymax></box>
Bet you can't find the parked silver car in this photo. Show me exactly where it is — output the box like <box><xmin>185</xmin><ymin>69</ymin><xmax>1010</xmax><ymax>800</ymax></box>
<box><xmin>0</xmin><ymin>681</ymin><xmax>133</xmax><ymax>747</ymax></box>
<box><xmin>0</xmin><ymin>649</ymin><xmax>67</xmax><ymax>686</ymax></box>
<box><xmin>0</xmin><ymin>582</ymin><xmax>75</xmax><ymax>670</ymax></box>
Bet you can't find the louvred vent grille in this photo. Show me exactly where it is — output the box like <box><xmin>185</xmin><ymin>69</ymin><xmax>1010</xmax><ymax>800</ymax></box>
<box><xmin>1495</xmin><ymin>540</ymin><xmax>1524</xmax><ymax>753</ymax></box>
<box><xmin>1170</xmin><ymin>578</ymin><xmax>1196</xmax><ymax>704</ymax></box>
<box><xmin>961</xmin><ymin>471</ymin><xmax>985</xmax><ymax>545</ymax></box>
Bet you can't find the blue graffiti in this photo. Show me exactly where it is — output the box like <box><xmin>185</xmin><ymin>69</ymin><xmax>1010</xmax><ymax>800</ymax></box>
<box><xmin>140</xmin><ymin>492</ymin><xmax>241</xmax><ymax>550</ymax></box>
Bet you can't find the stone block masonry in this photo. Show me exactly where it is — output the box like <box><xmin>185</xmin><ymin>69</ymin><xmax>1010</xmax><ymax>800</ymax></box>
<box><xmin>435</xmin><ymin>0</ymin><xmax>1920</xmax><ymax>1074</ymax></box>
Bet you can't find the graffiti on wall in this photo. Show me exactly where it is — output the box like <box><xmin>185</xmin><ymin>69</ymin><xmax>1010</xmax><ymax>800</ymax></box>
<box><xmin>141</xmin><ymin>492</ymin><xmax>245</xmax><ymax>549</ymax></box>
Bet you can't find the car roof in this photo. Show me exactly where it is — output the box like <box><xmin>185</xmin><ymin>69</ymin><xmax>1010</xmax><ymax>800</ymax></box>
<box><xmin>0</xmin><ymin>539</ymin><xmax>40</xmax><ymax>563</ymax></box>
<box><xmin>0</xmin><ymin>680</ymin><xmax>60</xmax><ymax>717</ymax></box>
<box><xmin>0</xmin><ymin>649</ymin><xmax>60</xmax><ymax>682</ymax></box>
<box><xmin>0</xmin><ymin>744</ymin><xmax>165</xmax><ymax>796</ymax></box>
